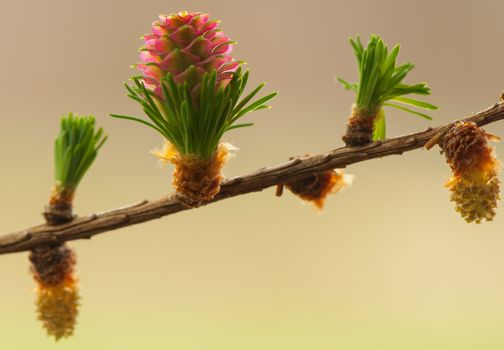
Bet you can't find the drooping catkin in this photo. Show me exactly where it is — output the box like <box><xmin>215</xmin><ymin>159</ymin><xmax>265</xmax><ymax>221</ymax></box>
<box><xmin>30</xmin><ymin>243</ymin><xmax>79</xmax><ymax>340</ymax></box>
<box><xmin>36</xmin><ymin>278</ymin><xmax>79</xmax><ymax>340</ymax></box>
<box><xmin>442</xmin><ymin>121</ymin><xmax>500</xmax><ymax>223</ymax></box>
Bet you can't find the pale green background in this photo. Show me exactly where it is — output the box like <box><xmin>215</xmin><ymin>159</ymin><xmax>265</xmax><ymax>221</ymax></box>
<box><xmin>1</xmin><ymin>0</ymin><xmax>504</xmax><ymax>349</ymax></box>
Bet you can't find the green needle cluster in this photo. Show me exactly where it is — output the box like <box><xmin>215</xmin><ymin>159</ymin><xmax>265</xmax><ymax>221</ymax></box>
<box><xmin>54</xmin><ymin>113</ymin><xmax>107</xmax><ymax>193</ymax></box>
<box><xmin>338</xmin><ymin>35</ymin><xmax>437</xmax><ymax>140</ymax></box>
<box><xmin>111</xmin><ymin>67</ymin><xmax>278</xmax><ymax>160</ymax></box>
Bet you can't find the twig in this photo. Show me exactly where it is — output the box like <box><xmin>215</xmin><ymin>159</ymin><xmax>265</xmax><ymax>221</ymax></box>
<box><xmin>1</xmin><ymin>101</ymin><xmax>503</xmax><ymax>255</ymax></box>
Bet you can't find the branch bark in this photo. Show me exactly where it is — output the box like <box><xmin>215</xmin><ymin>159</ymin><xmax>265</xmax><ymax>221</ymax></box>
<box><xmin>1</xmin><ymin>100</ymin><xmax>503</xmax><ymax>255</ymax></box>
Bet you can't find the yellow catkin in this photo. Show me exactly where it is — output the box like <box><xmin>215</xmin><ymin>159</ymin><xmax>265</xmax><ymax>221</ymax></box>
<box><xmin>30</xmin><ymin>243</ymin><xmax>79</xmax><ymax>340</ymax></box>
<box><xmin>285</xmin><ymin>169</ymin><xmax>353</xmax><ymax>209</ymax></box>
<box><xmin>153</xmin><ymin>142</ymin><xmax>231</xmax><ymax>206</ymax></box>
<box><xmin>443</xmin><ymin>122</ymin><xmax>500</xmax><ymax>223</ymax></box>
<box><xmin>36</xmin><ymin>279</ymin><xmax>79</xmax><ymax>340</ymax></box>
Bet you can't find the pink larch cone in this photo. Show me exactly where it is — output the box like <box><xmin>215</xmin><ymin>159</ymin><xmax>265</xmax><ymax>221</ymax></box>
<box><xmin>138</xmin><ymin>11</ymin><xmax>239</xmax><ymax>98</ymax></box>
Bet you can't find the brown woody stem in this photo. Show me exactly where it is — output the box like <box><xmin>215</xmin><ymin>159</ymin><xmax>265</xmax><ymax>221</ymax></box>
<box><xmin>0</xmin><ymin>100</ymin><xmax>503</xmax><ymax>255</ymax></box>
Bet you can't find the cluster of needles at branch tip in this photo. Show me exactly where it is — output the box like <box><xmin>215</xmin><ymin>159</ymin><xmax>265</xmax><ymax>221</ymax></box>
<box><xmin>110</xmin><ymin>11</ymin><xmax>277</xmax><ymax>206</ymax></box>
<box><xmin>45</xmin><ymin>114</ymin><xmax>107</xmax><ymax>225</ymax></box>
<box><xmin>441</xmin><ymin>122</ymin><xmax>500</xmax><ymax>223</ymax></box>
<box><xmin>338</xmin><ymin>35</ymin><xmax>437</xmax><ymax>147</ymax></box>
<box><xmin>30</xmin><ymin>113</ymin><xmax>107</xmax><ymax>340</ymax></box>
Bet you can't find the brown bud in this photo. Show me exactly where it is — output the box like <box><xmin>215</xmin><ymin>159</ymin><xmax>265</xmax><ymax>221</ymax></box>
<box><xmin>342</xmin><ymin>106</ymin><xmax>376</xmax><ymax>147</ymax></box>
<box><xmin>442</xmin><ymin>121</ymin><xmax>495</xmax><ymax>175</ymax></box>
<box><xmin>44</xmin><ymin>186</ymin><xmax>74</xmax><ymax>225</ymax></box>
<box><xmin>30</xmin><ymin>243</ymin><xmax>76</xmax><ymax>287</ymax></box>
<box><xmin>285</xmin><ymin>169</ymin><xmax>353</xmax><ymax>209</ymax></box>
<box><xmin>153</xmin><ymin>142</ymin><xmax>230</xmax><ymax>207</ymax></box>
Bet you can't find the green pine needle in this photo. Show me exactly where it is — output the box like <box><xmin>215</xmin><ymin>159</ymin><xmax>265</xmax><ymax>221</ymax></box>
<box><xmin>373</xmin><ymin>109</ymin><xmax>386</xmax><ymax>141</ymax></box>
<box><xmin>337</xmin><ymin>35</ymin><xmax>437</xmax><ymax>126</ymax></box>
<box><xmin>111</xmin><ymin>67</ymin><xmax>278</xmax><ymax>160</ymax></box>
<box><xmin>54</xmin><ymin>113</ymin><xmax>107</xmax><ymax>192</ymax></box>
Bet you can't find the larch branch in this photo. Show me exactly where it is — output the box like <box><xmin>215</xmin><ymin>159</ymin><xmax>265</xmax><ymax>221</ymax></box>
<box><xmin>1</xmin><ymin>100</ymin><xmax>503</xmax><ymax>255</ymax></box>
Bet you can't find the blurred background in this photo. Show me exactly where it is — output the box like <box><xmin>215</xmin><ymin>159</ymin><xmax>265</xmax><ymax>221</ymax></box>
<box><xmin>1</xmin><ymin>0</ymin><xmax>504</xmax><ymax>349</ymax></box>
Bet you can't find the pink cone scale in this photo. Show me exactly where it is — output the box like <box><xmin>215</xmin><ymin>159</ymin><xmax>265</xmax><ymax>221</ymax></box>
<box><xmin>138</xmin><ymin>11</ymin><xmax>239</xmax><ymax>98</ymax></box>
